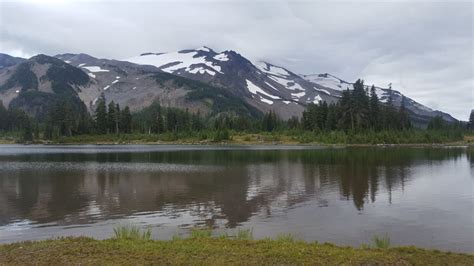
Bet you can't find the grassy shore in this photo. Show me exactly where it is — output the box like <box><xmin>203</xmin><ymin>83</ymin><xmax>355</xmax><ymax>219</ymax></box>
<box><xmin>1</xmin><ymin>131</ymin><xmax>472</xmax><ymax>146</ymax></box>
<box><xmin>1</xmin><ymin>237</ymin><xmax>472</xmax><ymax>265</ymax></box>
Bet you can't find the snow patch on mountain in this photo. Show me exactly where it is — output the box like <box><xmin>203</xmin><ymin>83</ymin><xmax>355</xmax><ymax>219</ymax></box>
<box><xmin>264</xmin><ymin>81</ymin><xmax>279</xmax><ymax>91</ymax></box>
<box><xmin>82</xmin><ymin>66</ymin><xmax>110</xmax><ymax>73</ymax></box>
<box><xmin>313</xmin><ymin>95</ymin><xmax>322</xmax><ymax>104</ymax></box>
<box><xmin>126</xmin><ymin>50</ymin><xmax>223</xmax><ymax>75</ymax></box>
<box><xmin>213</xmin><ymin>53</ymin><xmax>229</xmax><ymax>62</ymax></box>
<box><xmin>255</xmin><ymin>62</ymin><xmax>290</xmax><ymax>77</ymax></box>
<box><xmin>291</xmin><ymin>91</ymin><xmax>305</xmax><ymax>99</ymax></box>
<box><xmin>268</xmin><ymin>76</ymin><xmax>304</xmax><ymax>91</ymax></box>
<box><xmin>260</xmin><ymin>97</ymin><xmax>273</xmax><ymax>105</ymax></box>
<box><xmin>188</xmin><ymin>67</ymin><xmax>216</xmax><ymax>76</ymax></box>
<box><xmin>302</xmin><ymin>73</ymin><xmax>350</xmax><ymax>91</ymax></box>
<box><xmin>246</xmin><ymin>79</ymin><xmax>280</xmax><ymax>101</ymax></box>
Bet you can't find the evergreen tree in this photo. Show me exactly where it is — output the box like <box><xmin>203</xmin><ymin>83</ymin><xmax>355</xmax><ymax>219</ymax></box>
<box><xmin>115</xmin><ymin>103</ymin><xmax>120</xmax><ymax>134</ymax></box>
<box><xmin>166</xmin><ymin>108</ymin><xmax>177</xmax><ymax>132</ymax></box>
<box><xmin>352</xmin><ymin>79</ymin><xmax>369</xmax><ymax>130</ymax></box>
<box><xmin>287</xmin><ymin>116</ymin><xmax>300</xmax><ymax>129</ymax></box>
<box><xmin>94</xmin><ymin>93</ymin><xmax>108</xmax><ymax>134</ymax></box>
<box><xmin>469</xmin><ymin>110</ymin><xmax>474</xmax><ymax>130</ymax></box>
<box><xmin>120</xmin><ymin>106</ymin><xmax>132</xmax><ymax>133</ymax></box>
<box><xmin>427</xmin><ymin>115</ymin><xmax>445</xmax><ymax>130</ymax></box>
<box><xmin>107</xmin><ymin>101</ymin><xmax>117</xmax><ymax>134</ymax></box>
<box><xmin>339</xmin><ymin>89</ymin><xmax>353</xmax><ymax>130</ymax></box>
<box><xmin>191</xmin><ymin>110</ymin><xmax>204</xmax><ymax>131</ymax></box>
<box><xmin>369</xmin><ymin>85</ymin><xmax>380</xmax><ymax>130</ymax></box>
<box><xmin>262</xmin><ymin>111</ymin><xmax>277</xmax><ymax>132</ymax></box>
<box><xmin>0</xmin><ymin>101</ymin><xmax>7</xmax><ymax>130</ymax></box>
<box><xmin>325</xmin><ymin>103</ymin><xmax>337</xmax><ymax>130</ymax></box>
<box><xmin>21</xmin><ymin>116</ymin><xmax>33</xmax><ymax>142</ymax></box>
<box><xmin>398</xmin><ymin>96</ymin><xmax>411</xmax><ymax>130</ymax></box>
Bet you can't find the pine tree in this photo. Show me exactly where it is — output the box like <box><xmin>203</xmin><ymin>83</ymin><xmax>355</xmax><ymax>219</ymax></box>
<box><xmin>369</xmin><ymin>85</ymin><xmax>380</xmax><ymax>130</ymax></box>
<box><xmin>427</xmin><ymin>115</ymin><xmax>445</xmax><ymax>130</ymax></box>
<box><xmin>120</xmin><ymin>106</ymin><xmax>132</xmax><ymax>133</ymax></box>
<box><xmin>384</xmin><ymin>85</ymin><xmax>397</xmax><ymax>130</ymax></box>
<box><xmin>0</xmin><ymin>101</ymin><xmax>7</xmax><ymax>130</ymax></box>
<box><xmin>339</xmin><ymin>89</ymin><xmax>353</xmax><ymax>130</ymax></box>
<box><xmin>107</xmin><ymin>101</ymin><xmax>116</xmax><ymax>134</ymax></box>
<box><xmin>469</xmin><ymin>110</ymin><xmax>474</xmax><ymax>130</ymax></box>
<box><xmin>115</xmin><ymin>103</ymin><xmax>120</xmax><ymax>134</ymax></box>
<box><xmin>352</xmin><ymin>79</ymin><xmax>369</xmax><ymax>130</ymax></box>
<box><xmin>191</xmin><ymin>110</ymin><xmax>203</xmax><ymax>131</ymax></box>
<box><xmin>325</xmin><ymin>103</ymin><xmax>337</xmax><ymax>130</ymax></box>
<box><xmin>94</xmin><ymin>93</ymin><xmax>108</xmax><ymax>134</ymax></box>
<box><xmin>398</xmin><ymin>96</ymin><xmax>411</xmax><ymax>130</ymax></box>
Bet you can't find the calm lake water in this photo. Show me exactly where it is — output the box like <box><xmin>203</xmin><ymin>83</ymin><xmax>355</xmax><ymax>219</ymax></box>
<box><xmin>0</xmin><ymin>144</ymin><xmax>472</xmax><ymax>252</ymax></box>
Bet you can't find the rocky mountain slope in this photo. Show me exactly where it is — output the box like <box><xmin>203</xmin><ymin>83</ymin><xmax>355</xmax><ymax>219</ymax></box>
<box><xmin>0</xmin><ymin>48</ymin><xmax>457</xmax><ymax>126</ymax></box>
<box><xmin>0</xmin><ymin>54</ymin><xmax>25</xmax><ymax>70</ymax></box>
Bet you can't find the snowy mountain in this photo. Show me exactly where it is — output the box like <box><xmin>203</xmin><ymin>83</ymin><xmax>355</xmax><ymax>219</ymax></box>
<box><xmin>125</xmin><ymin>47</ymin><xmax>340</xmax><ymax>119</ymax></box>
<box><xmin>124</xmin><ymin>47</ymin><xmax>456</xmax><ymax>123</ymax></box>
<box><xmin>0</xmin><ymin>47</ymin><xmax>458</xmax><ymax>126</ymax></box>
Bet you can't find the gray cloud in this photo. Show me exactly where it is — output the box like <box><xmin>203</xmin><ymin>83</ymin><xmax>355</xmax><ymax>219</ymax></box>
<box><xmin>1</xmin><ymin>0</ymin><xmax>472</xmax><ymax>120</ymax></box>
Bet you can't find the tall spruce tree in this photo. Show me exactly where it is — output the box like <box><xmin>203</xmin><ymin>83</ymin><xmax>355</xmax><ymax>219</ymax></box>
<box><xmin>0</xmin><ymin>101</ymin><xmax>7</xmax><ymax>130</ymax></box>
<box><xmin>115</xmin><ymin>103</ymin><xmax>120</xmax><ymax>134</ymax></box>
<box><xmin>94</xmin><ymin>93</ymin><xmax>108</xmax><ymax>134</ymax></box>
<box><xmin>398</xmin><ymin>96</ymin><xmax>411</xmax><ymax>130</ymax></box>
<box><xmin>107</xmin><ymin>101</ymin><xmax>116</xmax><ymax>134</ymax></box>
<box><xmin>120</xmin><ymin>106</ymin><xmax>132</xmax><ymax>133</ymax></box>
<box><xmin>369</xmin><ymin>85</ymin><xmax>380</xmax><ymax>130</ymax></box>
<box><xmin>469</xmin><ymin>110</ymin><xmax>474</xmax><ymax>130</ymax></box>
<box><xmin>339</xmin><ymin>89</ymin><xmax>353</xmax><ymax>130</ymax></box>
<box><xmin>352</xmin><ymin>79</ymin><xmax>369</xmax><ymax>130</ymax></box>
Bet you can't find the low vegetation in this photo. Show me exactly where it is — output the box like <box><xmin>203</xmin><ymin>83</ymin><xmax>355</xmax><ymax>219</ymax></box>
<box><xmin>372</xmin><ymin>233</ymin><xmax>391</xmax><ymax>249</ymax></box>
<box><xmin>1</xmin><ymin>233</ymin><xmax>472</xmax><ymax>265</ymax></box>
<box><xmin>113</xmin><ymin>225</ymin><xmax>151</xmax><ymax>241</ymax></box>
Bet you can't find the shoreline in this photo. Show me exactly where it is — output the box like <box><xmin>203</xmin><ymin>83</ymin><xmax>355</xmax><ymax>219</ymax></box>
<box><xmin>0</xmin><ymin>134</ymin><xmax>472</xmax><ymax>147</ymax></box>
<box><xmin>1</xmin><ymin>140</ymin><xmax>472</xmax><ymax>148</ymax></box>
<box><xmin>1</xmin><ymin>237</ymin><xmax>472</xmax><ymax>264</ymax></box>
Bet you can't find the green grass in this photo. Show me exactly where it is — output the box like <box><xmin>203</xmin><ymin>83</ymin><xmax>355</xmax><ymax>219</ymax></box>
<box><xmin>1</xmin><ymin>237</ymin><xmax>472</xmax><ymax>265</ymax></box>
<box><xmin>373</xmin><ymin>233</ymin><xmax>391</xmax><ymax>249</ymax></box>
<box><xmin>2</xmin><ymin>129</ymin><xmax>470</xmax><ymax>145</ymax></box>
<box><xmin>113</xmin><ymin>225</ymin><xmax>151</xmax><ymax>241</ymax></box>
<box><xmin>275</xmin><ymin>233</ymin><xmax>296</xmax><ymax>242</ymax></box>
<box><xmin>235</xmin><ymin>228</ymin><xmax>253</xmax><ymax>240</ymax></box>
<box><xmin>190</xmin><ymin>228</ymin><xmax>213</xmax><ymax>239</ymax></box>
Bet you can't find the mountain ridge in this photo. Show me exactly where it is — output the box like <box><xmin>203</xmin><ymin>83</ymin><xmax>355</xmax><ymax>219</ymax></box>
<box><xmin>0</xmin><ymin>49</ymin><xmax>458</xmax><ymax>126</ymax></box>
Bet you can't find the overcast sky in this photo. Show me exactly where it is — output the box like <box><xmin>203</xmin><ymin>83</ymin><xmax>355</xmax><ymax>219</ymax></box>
<box><xmin>1</xmin><ymin>0</ymin><xmax>472</xmax><ymax>120</ymax></box>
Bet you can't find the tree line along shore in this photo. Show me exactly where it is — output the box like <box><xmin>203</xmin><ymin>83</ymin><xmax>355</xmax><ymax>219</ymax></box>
<box><xmin>1</xmin><ymin>79</ymin><xmax>472</xmax><ymax>144</ymax></box>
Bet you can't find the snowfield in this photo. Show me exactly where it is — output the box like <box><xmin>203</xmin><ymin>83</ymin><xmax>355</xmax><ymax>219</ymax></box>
<box><xmin>255</xmin><ymin>62</ymin><xmax>290</xmax><ymax>77</ymax></box>
<box><xmin>246</xmin><ymin>79</ymin><xmax>280</xmax><ymax>102</ymax></box>
<box><xmin>125</xmin><ymin>50</ymin><xmax>223</xmax><ymax>75</ymax></box>
<box><xmin>82</xmin><ymin>66</ymin><xmax>110</xmax><ymax>73</ymax></box>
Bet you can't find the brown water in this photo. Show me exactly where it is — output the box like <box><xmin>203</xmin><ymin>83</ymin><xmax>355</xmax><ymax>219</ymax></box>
<box><xmin>0</xmin><ymin>144</ymin><xmax>472</xmax><ymax>252</ymax></box>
